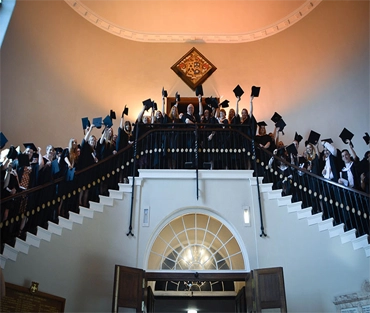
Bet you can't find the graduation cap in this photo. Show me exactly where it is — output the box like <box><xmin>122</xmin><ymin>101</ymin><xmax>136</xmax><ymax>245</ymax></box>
<box><xmin>55</xmin><ymin>147</ymin><xmax>63</xmax><ymax>155</ymax></box>
<box><xmin>162</xmin><ymin>87</ymin><xmax>168</xmax><ymax>98</ymax></box>
<box><xmin>7</xmin><ymin>146</ymin><xmax>18</xmax><ymax>160</ymax></box>
<box><xmin>257</xmin><ymin>121</ymin><xmax>267</xmax><ymax>127</ymax></box>
<box><xmin>81</xmin><ymin>117</ymin><xmax>91</xmax><ymax>130</ymax></box>
<box><xmin>92</xmin><ymin>117</ymin><xmax>103</xmax><ymax>129</ymax></box>
<box><xmin>294</xmin><ymin>132</ymin><xmax>303</xmax><ymax>143</ymax></box>
<box><xmin>152</xmin><ymin>101</ymin><xmax>158</xmax><ymax>111</ymax></box>
<box><xmin>122</xmin><ymin>106</ymin><xmax>129</xmax><ymax>117</ymax></box>
<box><xmin>271</xmin><ymin>112</ymin><xmax>282</xmax><ymax>124</ymax></box>
<box><xmin>195</xmin><ymin>85</ymin><xmax>204</xmax><ymax>96</ymax></box>
<box><xmin>286</xmin><ymin>143</ymin><xmax>298</xmax><ymax>156</ymax></box>
<box><xmin>175</xmin><ymin>92</ymin><xmax>180</xmax><ymax>102</ymax></box>
<box><xmin>110</xmin><ymin>110</ymin><xmax>116</xmax><ymax>120</ymax></box>
<box><xmin>0</xmin><ymin>132</ymin><xmax>8</xmax><ymax>149</ymax></box>
<box><xmin>275</xmin><ymin>119</ymin><xmax>286</xmax><ymax>134</ymax></box>
<box><xmin>23</xmin><ymin>143</ymin><xmax>37</xmax><ymax>152</ymax></box>
<box><xmin>321</xmin><ymin>138</ymin><xmax>333</xmax><ymax>144</ymax></box>
<box><xmin>220</xmin><ymin>100</ymin><xmax>229</xmax><ymax>108</ymax></box>
<box><xmin>251</xmin><ymin>86</ymin><xmax>261</xmax><ymax>97</ymax></box>
<box><xmin>143</xmin><ymin>98</ymin><xmax>152</xmax><ymax>111</ymax></box>
<box><xmin>18</xmin><ymin>154</ymin><xmax>30</xmax><ymax>167</ymax></box>
<box><xmin>339</xmin><ymin>127</ymin><xmax>354</xmax><ymax>145</ymax></box>
<box><xmin>363</xmin><ymin>132</ymin><xmax>370</xmax><ymax>145</ymax></box>
<box><xmin>307</xmin><ymin>130</ymin><xmax>320</xmax><ymax>145</ymax></box>
<box><xmin>103</xmin><ymin>115</ymin><xmax>113</xmax><ymax>128</ymax></box>
<box><xmin>205</xmin><ymin>97</ymin><xmax>218</xmax><ymax>108</ymax></box>
<box><xmin>233</xmin><ymin>85</ymin><xmax>244</xmax><ymax>98</ymax></box>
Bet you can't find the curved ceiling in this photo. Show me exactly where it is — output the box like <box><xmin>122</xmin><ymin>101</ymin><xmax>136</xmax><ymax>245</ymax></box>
<box><xmin>64</xmin><ymin>0</ymin><xmax>322</xmax><ymax>43</ymax></box>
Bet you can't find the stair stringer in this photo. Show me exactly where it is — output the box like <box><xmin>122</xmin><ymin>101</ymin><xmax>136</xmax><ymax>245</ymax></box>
<box><xmin>260</xmin><ymin>186</ymin><xmax>370</xmax><ymax>258</ymax></box>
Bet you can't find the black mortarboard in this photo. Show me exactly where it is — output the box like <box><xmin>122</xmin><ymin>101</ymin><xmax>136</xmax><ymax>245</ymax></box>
<box><xmin>220</xmin><ymin>100</ymin><xmax>229</xmax><ymax>108</ymax></box>
<box><xmin>339</xmin><ymin>127</ymin><xmax>354</xmax><ymax>145</ymax></box>
<box><xmin>23</xmin><ymin>143</ymin><xmax>37</xmax><ymax>152</ymax></box>
<box><xmin>205</xmin><ymin>97</ymin><xmax>218</xmax><ymax>108</ymax></box>
<box><xmin>307</xmin><ymin>130</ymin><xmax>321</xmax><ymax>145</ymax></box>
<box><xmin>81</xmin><ymin>117</ymin><xmax>91</xmax><ymax>130</ymax></box>
<box><xmin>175</xmin><ymin>92</ymin><xmax>180</xmax><ymax>102</ymax></box>
<box><xmin>92</xmin><ymin>117</ymin><xmax>103</xmax><ymax>128</ymax></box>
<box><xmin>321</xmin><ymin>138</ymin><xmax>333</xmax><ymax>144</ymax></box>
<box><xmin>271</xmin><ymin>112</ymin><xmax>282</xmax><ymax>124</ymax></box>
<box><xmin>162</xmin><ymin>87</ymin><xmax>168</xmax><ymax>98</ymax></box>
<box><xmin>233</xmin><ymin>85</ymin><xmax>244</xmax><ymax>98</ymax></box>
<box><xmin>143</xmin><ymin>98</ymin><xmax>152</xmax><ymax>111</ymax></box>
<box><xmin>55</xmin><ymin>147</ymin><xmax>63</xmax><ymax>155</ymax></box>
<box><xmin>363</xmin><ymin>132</ymin><xmax>370</xmax><ymax>145</ymax></box>
<box><xmin>294</xmin><ymin>132</ymin><xmax>303</xmax><ymax>143</ymax></box>
<box><xmin>18</xmin><ymin>154</ymin><xmax>30</xmax><ymax>167</ymax></box>
<box><xmin>195</xmin><ymin>85</ymin><xmax>204</xmax><ymax>96</ymax></box>
<box><xmin>251</xmin><ymin>86</ymin><xmax>261</xmax><ymax>97</ymax></box>
<box><xmin>122</xmin><ymin>107</ymin><xmax>129</xmax><ymax>117</ymax></box>
<box><xmin>152</xmin><ymin>101</ymin><xmax>158</xmax><ymax>111</ymax></box>
<box><xmin>110</xmin><ymin>110</ymin><xmax>116</xmax><ymax>120</ymax></box>
<box><xmin>257</xmin><ymin>121</ymin><xmax>267</xmax><ymax>127</ymax></box>
<box><xmin>103</xmin><ymin>115</ymin><xmax>113</xmax><ymax>128</ymax></box>
<box><xmin>286</xmin><ymin>143</ymin><xmax>298</xmax><ymax>156</ymax></box>
<box><xmin>0</xmin><ymin>132</ymin><xmax>8</xmax><ymax>149</ymax></box>
<box><xmin>7</xmin><ymin>146</ymin><xmax>18</xmax><ymax>160</ymax></box>
<box><xmin>275</xmin><ymin>119</ymin><xmax>286</xmax><ymax>133</ymax></box>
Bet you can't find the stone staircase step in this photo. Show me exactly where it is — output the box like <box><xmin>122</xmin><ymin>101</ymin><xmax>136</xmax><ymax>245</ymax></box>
<box><xmin>3</xmin><ymin>244</ymin><xmax>18</xmax><ymax>262</ymax></box>
<box><xmin>14</xmin><ymin>238</ymin><xmax>30</xmax><ymax>254</ymax></box>
<box><xmin>287</xmin><ymin>202</ymin><xmax>302</xmax><ymax>213</ymax></box>
<box><xmin>277</xmin><ymin>196</ymin><xmax>292</xmax><ymax>207</ymax></box>
<box><xmin>259</xmin><ymin>182</ymin><xmax>273</xmax><ymax>193</ymax></box>
<box><xmin>352</xmin><ymin>234</ymin><xmax>369</xmax><ymax>250</ymax></box>
<box><xmin>69</xmin><ymin>212</ymin><xmax>84</xmax><ymax>224</ymax></box>
<box><xmin>340</xmin><ymin>229</ymin><xmax>357</xmax><ymax>244</ymax></box>
<box><xmin>36</xmin><ymin>227</ymin><xmax>52</xmax><ymax>242</ymax></box>
<box><xmin>48</xmin><ymin>221</ymin><xmax>63</xmax><ymax>236</ymax></box>
<box><xmin>109</xmin><ymin>189</ymin><xmax>124</xmax><ymax>200</ymax></box>
<box><xmin>297</xmin><ymin>207</ymin><xmax>312</xmax><ymax>219</ymax></box>
<box><xmin>267</xmin><ymin>189</ymin><xmax>283</xmax><ymax>200</ymax></box>
<box><xmin>89</xmin><ymin>201</ymin><xmax>105</xmax><ymax>212</ymax></box>
<box><xmin>98</xmin><ymin>195</ymin><xmax>114</xmax><ymax>206</ymax></box>
<box><xmin>79</xmin><ymin>206</ymin><xmax>94</xmax><ymax>218</ymax></box>
<box><xmin>318</xmin><ymin>218</ymin><xmax>334</xmax><ymax>232</ymax></box>
<box><xmin>307</xmin><ymin>212</ymin><xmax>322</xmax><ymax>226</ymax></box>
<box><xmin>58</xmin><ymin>217</ymin><xmax>73</xmax><ymax>230</ymax></box>
<box><xmin>26</xmin><ymin>232</ymin><xmax>41</xmax><ymax>248</ymax></box>
<box><xmin>328</xmin><ymin>223</ymin><xmax>344</xmax><ymax>238</ymax></box>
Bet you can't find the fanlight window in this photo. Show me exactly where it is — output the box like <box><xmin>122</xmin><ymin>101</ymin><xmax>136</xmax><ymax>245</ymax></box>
<box><xmin>148</xmin><ymin>213</ymin><xmax>245</xmax><ymax>271</ymax></box>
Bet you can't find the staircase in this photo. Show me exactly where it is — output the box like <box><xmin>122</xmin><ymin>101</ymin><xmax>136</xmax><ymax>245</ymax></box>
<box><xmin>1</xmin><ymin>177</ymin><xmax>369</xmax><ymax>270</ymax></box>
<box><xmin>259</xmin><ymin>181</ymin><xmax>370</xmax><ymax>258</ymax></box>
<box><xmin>0</xmin><ymin>181</ymin><xmax>132</xmax><ymax>269</ymax></box>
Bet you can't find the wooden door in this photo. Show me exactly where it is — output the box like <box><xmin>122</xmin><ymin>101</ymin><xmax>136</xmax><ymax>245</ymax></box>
<box><xmin>112</xmin><ymin>265</ymin><xmax>145</xmax><ymax>313</ymax></box>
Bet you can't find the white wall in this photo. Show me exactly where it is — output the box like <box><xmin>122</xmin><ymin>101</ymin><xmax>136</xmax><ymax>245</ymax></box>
<box><xmin>2</xmin><ymin>170</ymin><xmax>368</xmax><ymax>312</ymax></box>
<box><xmin>1</xmin><ymin>0</ymin><xmax>369</xmax><ymax>158</ymax></box>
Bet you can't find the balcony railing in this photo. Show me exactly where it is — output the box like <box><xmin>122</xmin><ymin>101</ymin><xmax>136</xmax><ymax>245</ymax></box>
<box><xmin>1</xmin><ymin>124</ymin><xmax>369</xmax><ymax>251</ymax></box>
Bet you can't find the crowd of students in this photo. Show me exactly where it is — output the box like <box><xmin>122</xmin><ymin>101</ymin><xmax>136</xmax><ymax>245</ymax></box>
<box><xmin>0</xmin><ymin>88</ymin><xmax>369</xmax><ymax>240</ymax></box>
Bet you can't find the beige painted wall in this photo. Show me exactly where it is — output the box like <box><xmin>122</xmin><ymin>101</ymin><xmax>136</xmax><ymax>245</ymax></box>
<box><xmin>1</xmin><ymin>0</ymin><xmax>369</xmax><ymax>158</ymax></box>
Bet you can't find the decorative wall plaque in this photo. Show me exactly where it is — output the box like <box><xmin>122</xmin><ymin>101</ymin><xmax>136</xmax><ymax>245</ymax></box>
<box><xmin>171</xmin><ymin>47</ymin><xmax>217</xmax><ymax>91</ymax></box>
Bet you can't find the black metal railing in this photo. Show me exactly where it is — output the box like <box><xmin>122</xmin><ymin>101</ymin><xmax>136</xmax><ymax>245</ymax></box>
<box><xmin>1</xmin><ymin>124</ymin><xmax>369</xmax><ymax>251</ymax></box>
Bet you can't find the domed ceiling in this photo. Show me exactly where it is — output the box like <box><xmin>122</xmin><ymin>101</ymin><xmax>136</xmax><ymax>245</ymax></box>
<box><xmin>64</xmin><ymin>0</ymin><xmax>322</xmax><ymax>43</ymax></box>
